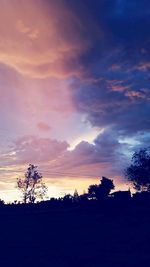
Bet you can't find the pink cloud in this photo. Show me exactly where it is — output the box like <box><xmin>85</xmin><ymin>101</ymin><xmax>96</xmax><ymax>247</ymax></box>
<box><xmin>125</xmin><ymin>90</ymin><xmax>146</xmax><ymax>99</ymax></box>
<box><xmin>137</xmin><ymin>62</ymin><xmax>150</xmax><ymax>72</ymax></box>
<box><xmin>107</xmin><ymin>80</ymin><xmax>129</xmax><ymax>92</ymax></box>
<box><xmin>37</xmin><ymin>122</ymin><xmax>51</xmax><ymax>132</ymax></box>
<box><xmin>2</xmin><ymin>130</ymin><xmax>126</xmax><ymax>181</ymax></box>
<box><xmin>0</xmin><ymin>0</ymin><xmax>90</xmax><ymax>78</ymax></box>
<box><xmin>13</xmin><ymin>135</ymin><xmax>69</xmax><ymax>164</ymax></box>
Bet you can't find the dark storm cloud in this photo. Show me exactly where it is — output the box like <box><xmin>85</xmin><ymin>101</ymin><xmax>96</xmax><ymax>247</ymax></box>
<box><xmin>84</xmin><ymin>0</ymin><xmax>150</xmax><ymax>45</ymax></box>
<box><xmin>73</xmin><ymin>66</ymin><xmax>150</xmax><ymax>135</ymax></box>
<box><xmin>67</xmin><ymin>0</ymin><xmax>150</xmax><ymax>140</ymax></box>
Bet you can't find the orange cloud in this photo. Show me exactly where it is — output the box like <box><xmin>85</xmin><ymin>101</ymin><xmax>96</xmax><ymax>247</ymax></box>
<box><xmin>0</xmin><ymin>0</ymin><xmax>89</xmax><ymax>78</ymax></box>
<box><xmin>125</xmin><ymin>90</ymin><xmax>146</xmax><ymax>99</ymax></box>
<box><xmin>107</xmin><ymin>80</ymin><xmax>129</xmax><ymax>92</ymax></box>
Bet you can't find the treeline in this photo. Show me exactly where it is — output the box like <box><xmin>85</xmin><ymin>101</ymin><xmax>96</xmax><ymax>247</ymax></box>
<box><xmin>1</xmin><ymin>147</ymin><xmax>150</xmax><ymax>206</ymax></box>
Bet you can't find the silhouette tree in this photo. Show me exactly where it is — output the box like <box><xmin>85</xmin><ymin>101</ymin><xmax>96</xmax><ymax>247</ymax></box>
<box><xmin>79</xmin><ymin>192</ymin><xmax>89</xmax><ymax>202</ymax></box>
<box><xmin>73</xmin><ymin>189</ymin><xmax>79</xmax><ymax>202</ymax></box>
<box><xmin>62</xmin><ymin>194</ymin><xmax>73</xmax><ymax>205</ymax></box>
<box><xmin>17</xmin><ymin>164</ymin><xmax>48</xmax><ymax>203</ymax></box>
<box><xmin>125</xmin><ymin>148</ymin><xmax>150</xmax><ymax>191</ymax></box>
<box><xmin>0</xmin><ymin>199</ymin><xmax>4</xmax><ymax>205</ymax></box>
<box><xmin>88</xmin><ymin>177</ymin><xmax>115</xmax><ymax>200</ymax></box>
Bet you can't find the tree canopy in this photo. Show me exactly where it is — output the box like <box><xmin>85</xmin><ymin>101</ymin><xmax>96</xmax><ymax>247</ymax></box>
<box><xmin>88</xmin><ymin>176</ymin><xmax>115</xmax><ymax>200</ymax></box>
<box><xmin>125</xmin><ymin>148</ymin><xmax>150</xmax><ymax>191</ymax></box>
<box><xmin>17</xmin><ymin>164</ymin><xmax>48</xmax><ymax>203</ymax></box>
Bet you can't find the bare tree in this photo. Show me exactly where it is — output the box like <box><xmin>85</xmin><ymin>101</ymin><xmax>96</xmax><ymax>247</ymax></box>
<box><xmin>17</xmin><ymin>164</ymin><xmax>48</xmax><ymax>203</ymax></box>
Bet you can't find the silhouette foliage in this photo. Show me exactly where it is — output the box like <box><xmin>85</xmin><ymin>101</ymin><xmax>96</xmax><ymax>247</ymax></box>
<box><xmin>88</xmin><ymin>176</ymin><xmax>115</xmax><ymax>200</ymax></box>
<box><xmin>125</xmin><ymin>148</ymin><xmax>150</xmax><ymax>191</ymax></box>
<box><xmin>17</xmin><ymin>164</ymin><xmax>48</xmax><ymax>203</ymax></box>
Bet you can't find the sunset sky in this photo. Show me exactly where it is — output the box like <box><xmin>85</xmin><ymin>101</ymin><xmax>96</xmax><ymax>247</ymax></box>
<box><xmin>0</xmin><ymin>0</ymin><xmax>150</xmax><ymax>202</ymax></box>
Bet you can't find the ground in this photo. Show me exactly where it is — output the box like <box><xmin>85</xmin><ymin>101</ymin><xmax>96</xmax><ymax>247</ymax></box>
<box><xmin>0</xmin><ymin>201</ymin><xmax>149</xmax><ymax>267</ymax></box>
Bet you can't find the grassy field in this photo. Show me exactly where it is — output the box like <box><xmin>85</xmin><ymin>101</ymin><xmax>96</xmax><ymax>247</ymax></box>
<box><xmin>0</xmin><ymin>202</ymin><xmax>149</xmax><ymax>267</ymax></box>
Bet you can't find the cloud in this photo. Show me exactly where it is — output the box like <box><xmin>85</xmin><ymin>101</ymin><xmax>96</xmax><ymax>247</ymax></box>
<box><xmin>125</xmin><ymin>91</ymin><xmax>146</xmax><ymax>99</ymax></box>
<box><xmin>13</xmin><ymin>135</ymin><xmax>69</xmax><ymax>164</ymax></box>
<box><xmin>0</xmin><ymin>130</ymin><xmax>128</xmax><ymax>179</ymax></box>
<box><xmin>69</xmin><ymin>0</ymin><xmax>150</xmax><ymax>138</ymax></box>
<box><xmin>0</xmin><ymin>136</ymin><xmax>68</xmax><ymax>167</ymax></box>
<box><xmin>72</xmin><ymin>43</ymin><xmax>150</xmax><ymax>136</ymax></box>
<box><xmin>71</xmin><ymin>3</ymin><xmax>150</xmax><ymax>134</ymax></box>
<box><xmin>37</xmin><ymin>122</ymin><xmax>51</xmax><ymax>132</ymax></box>
<box><xmin>0</xmin><ymin>0</ymin><xmax>92</xmax><ymax>78</ymax></box>
<box><xmin>0</xmin><ymin>65</ymin><xmax>78</xmax><ymax>144</ymax></box>
<box><xmin>49</xmin><ymin>129</ymin><xmax>128</xmax><ymax>178</ymax></box>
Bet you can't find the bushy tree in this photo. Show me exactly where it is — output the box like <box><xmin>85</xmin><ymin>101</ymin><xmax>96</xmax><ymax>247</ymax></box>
<box><xmin>73</xmin><ymin>189</ymin><xmax>79</xmax><ymax>202</ymax></box>
<box><xmin>62</xmin><ymin>194</ymin><xmax>73</xmax><ymax>204</ymax></box>
<box><xmin>125</xmin><ymin>148</ymin><xmax>150</xmax><ymax>191</ymax></box>
<box><xmin>17</xmin><ymin>164</ymin><xmax>48</xmax><ymax>203</ymax></box>
<box><xmin>0</xmin><ymin>199</ymin><xmax>5</xmax><ymax>205</ymax></box>
<box><xmin>88</xmin><ymin>177</ymin><xmax>115</xmax><ymax>200</ymax></box>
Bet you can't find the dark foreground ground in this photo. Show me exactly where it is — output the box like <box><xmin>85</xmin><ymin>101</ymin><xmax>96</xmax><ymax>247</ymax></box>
<box><xmin>0</xmin><ymin>201</ymin><xmax>150</xmax><ymax>267</ymax></box>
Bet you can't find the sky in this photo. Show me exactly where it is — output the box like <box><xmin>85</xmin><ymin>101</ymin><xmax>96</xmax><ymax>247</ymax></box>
<box><xmin>0</xmin><ymin>0</ymin><xmax>150</xmax><ymax>202</ymax></box>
